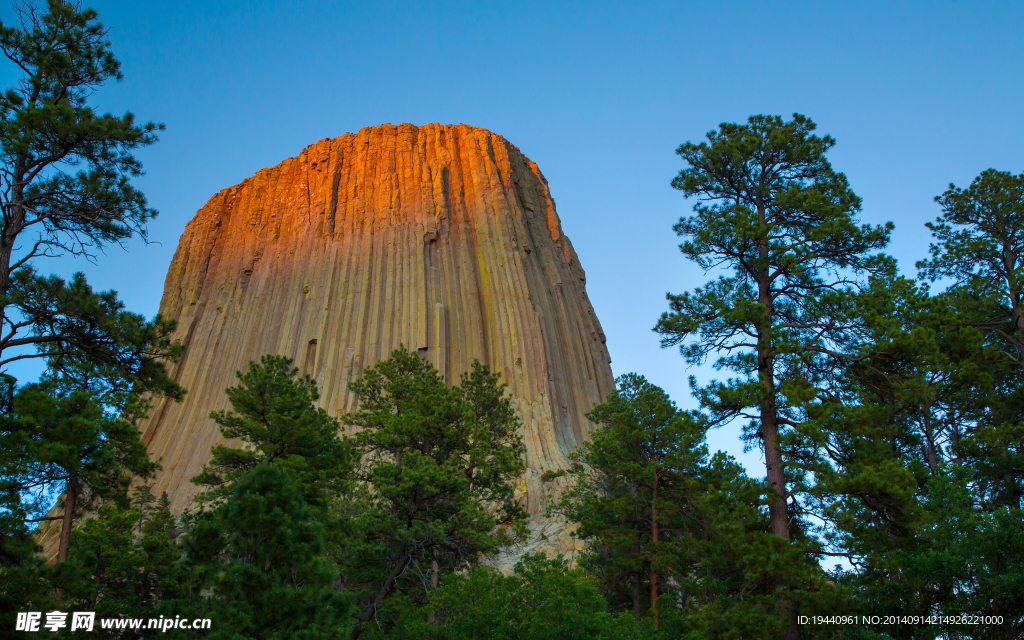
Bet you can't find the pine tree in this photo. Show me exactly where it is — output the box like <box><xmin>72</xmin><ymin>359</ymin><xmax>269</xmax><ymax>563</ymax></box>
<box><xmin>0</xmin><ymin>0</ymin><xmax>183</xmax><ymax>602</ymax></box>
<box><xmin>191</xmin><ymin>354</ymin><xmax>355</xmax><ymax>511</ymax></box>
<box><xmin>918</xmin><ymin>168</ymin><xmax>1024</xmax><ymax>509</ymax></box>
<box><xmin>791</xmin><ymin>262</ymin><xmax>1024</xmax><ymax>637</ymax></box>
<box><xmin>50</xmin><ymin>488</ymin><xmax>187</xmax><ymax>636</ymax></box>
<box><xmin>183</xmin><ymin>354</ymin><xmax>357</xmax><ymax>638</ymax></box>
<box><xmin>654</xmin><ymin>114</ymin><xmax>892</xmax><ymax>638</ymax></box>
<box><xmin>185</xmin><ymin>464</ymin><xmax>349</xmax><ymax>640</ymax></box>
<box><xmin>0</xmin><ymin>0</ymin><xmax>179</xmax><ymax>384</ymax></box>
<box><xmin>0</xmin><ymin>383</ymin><xmax>156</xmax><ymax>565</ymax></box>
<box><xmin>916</xmin><ymin>169</ymin><xmax>1024</xmax><ymax>633</ymax></box>
<box><xmin>556</xmin><ymin>374</ymin><xmax>807</xmax><ymax>638</ymax></box>
<box><xmin>554</xmin><ymin>374</ymin><xmax>704</xmax><ymax>627</ymax></box>
<box><xmin>792</xmin><ymin>174</ymin><xmax>1024</xmax><ymax>635</ymax></box>
<box><xmin>343</xmin><ymin>349</ymin><xmax>526</xmax><ymax>639</ymax></box>
<box><xmin>920</xmin><ymin>168</ymin><xmax>1024</xmax><ymax>365</ymax></box>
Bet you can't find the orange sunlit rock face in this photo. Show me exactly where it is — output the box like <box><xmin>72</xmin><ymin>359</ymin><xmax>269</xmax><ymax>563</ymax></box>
<box><xmin>57</xmin><ymin>123</ymin><xmax>614</xmax><ymax>562</ymax></box>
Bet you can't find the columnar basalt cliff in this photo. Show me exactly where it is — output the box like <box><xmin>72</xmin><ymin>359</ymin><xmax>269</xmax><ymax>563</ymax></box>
<box><xmin>137</xmin><ymin>123</ymin><xmax>612</xmax><ymax>558</ymax></box>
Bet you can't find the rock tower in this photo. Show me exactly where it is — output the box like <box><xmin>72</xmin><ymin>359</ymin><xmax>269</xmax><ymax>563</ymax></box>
<box><xmin>139</xmin><ymin>123</ymin><xmax>614</xmax><ymax>557</ymax></box>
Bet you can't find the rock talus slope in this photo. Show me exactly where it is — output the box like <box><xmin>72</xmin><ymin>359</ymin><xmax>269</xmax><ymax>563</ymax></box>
<box><xmin>141</xmin><ymin>123</ymin><xmax>614</xmax><ymax>559</ymax></box>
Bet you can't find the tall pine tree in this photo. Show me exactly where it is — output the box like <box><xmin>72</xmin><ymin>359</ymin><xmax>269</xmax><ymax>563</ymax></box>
<box><xmin>918</xmin><ymin>168</ymin><xmax>1024</xmax><ymax>508</ymax></box>
<box><xmin>0</xmin><ymin>0</ymin><xmax>177</xmax><ymax>384</ymax></box>
<box><xmin>654</xmin><ymin>114</ymin><xmax>891</xmax><ymax>638</ymax></box>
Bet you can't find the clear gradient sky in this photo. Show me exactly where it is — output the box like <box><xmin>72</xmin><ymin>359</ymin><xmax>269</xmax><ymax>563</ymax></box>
<box><xmin>3</xmin><ymin>0</ymin><xmax>1023</xmax><ymax>471</ymax></box>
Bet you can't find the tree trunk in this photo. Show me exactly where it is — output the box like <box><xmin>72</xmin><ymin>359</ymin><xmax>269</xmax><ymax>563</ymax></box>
<box><xmin>760</xmin><ymin>373</ymin><xmax>800</xmax><ymax>640</ymax></box>
<box><xmin>431</xmin><ymin>549</ymin><xmax>439</xmax><ymax>589</ymax></box>
<box><xmin>350</xmin><ymin>550</ymin><xmax>412</xmax><ymax>640</ymax></box>
<box><xmin>0</xmin><ymin>155</ymin><xmax>25</xmax><ymax>290</ymax></box>
<box><xmin>650</xmin><ymin>468</ymin><xmax>659</xmax><ymax>631</ymax></box>
<box><xmin>95</xmin><ymin>556</ymin><xmax>107</xmax><ymax>606</ymax></box>
<box><xmin>924</xmin><ymin>410</ymin><xmax>939</xmax><ymax>477</ymax></box>
<box><xmin>426</xmin><ymin>549</ymin><xmax>440</xmax><ymax>624</ymax></box>
<box><xmin>995</xmin><ymin>245</ymin><xmax>1022</xmax><ymax>508</ymax></box>
<box><xmin>755</xmin><ymin>234</ymin><xmax>788</xmax><ymax>541</ymax></box>
<box><xmin>0</xmin><ymin>154</ymin><xmax>27</xmax><ymax>363</ymax></box>
<box><xmin>1000</xmin><ymin>242</ymin><xmax>1024</xmax><ymax>365</ymax></box>
<box><xmin>756</xmin><ymin>206</ymin><xmax>798</xmax><ymax>640</ymax></box>
<box><xmin>57</xmin><ymin>472</ymin><xmax>78</xmax><ymax>563</ymax></box>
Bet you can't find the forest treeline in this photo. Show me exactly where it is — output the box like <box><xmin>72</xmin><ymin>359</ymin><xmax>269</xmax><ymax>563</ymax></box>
<box><xmin>1</xmin><ymin>2</ymin><xmax>1022</xmax><ymax>639</ymax></box>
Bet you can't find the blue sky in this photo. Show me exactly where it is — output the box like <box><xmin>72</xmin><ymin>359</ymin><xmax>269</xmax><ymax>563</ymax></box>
<box><xmin>3</xmin><ymin>0</ymin><xmax>1023</xmax><ymax>471</ymax></box>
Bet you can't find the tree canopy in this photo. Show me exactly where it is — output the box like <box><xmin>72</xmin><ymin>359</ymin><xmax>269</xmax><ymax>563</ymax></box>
<box><xmin>0</xmin><ymin>0</ymin><xmax>178</xmax><ymax>389</ymax></box>
<box><xmin>191</xmin><ymin>354</ymin><xmax>355</xmax><ymax>510</ymax></box>
<box><xmin>342</xmin><ymin>349</ymin><xmax>526</xmax><ymax>638</ymax></box>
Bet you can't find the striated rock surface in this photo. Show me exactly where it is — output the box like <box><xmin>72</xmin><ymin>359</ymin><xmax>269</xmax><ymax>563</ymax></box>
<box><xmin>107</xmin><ymin>123</ymin><xmax>612</xmax><ymax>561</ymax></box>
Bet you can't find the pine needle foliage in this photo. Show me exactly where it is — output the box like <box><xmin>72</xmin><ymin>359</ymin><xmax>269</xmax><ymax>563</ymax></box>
<box><xmin>191</xmin><ymin>354</ymin><xmax>355</xmax><ymax>510</ymax></box>
<box><xmin>342</xmin><ymin>348</ymin><xmax>526</xmax><ymax>639</ymax></box>
<box><xmin>0</xmin><ymin>0</ymin><xmax>179</xmax><ymax>382</ymax></box>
